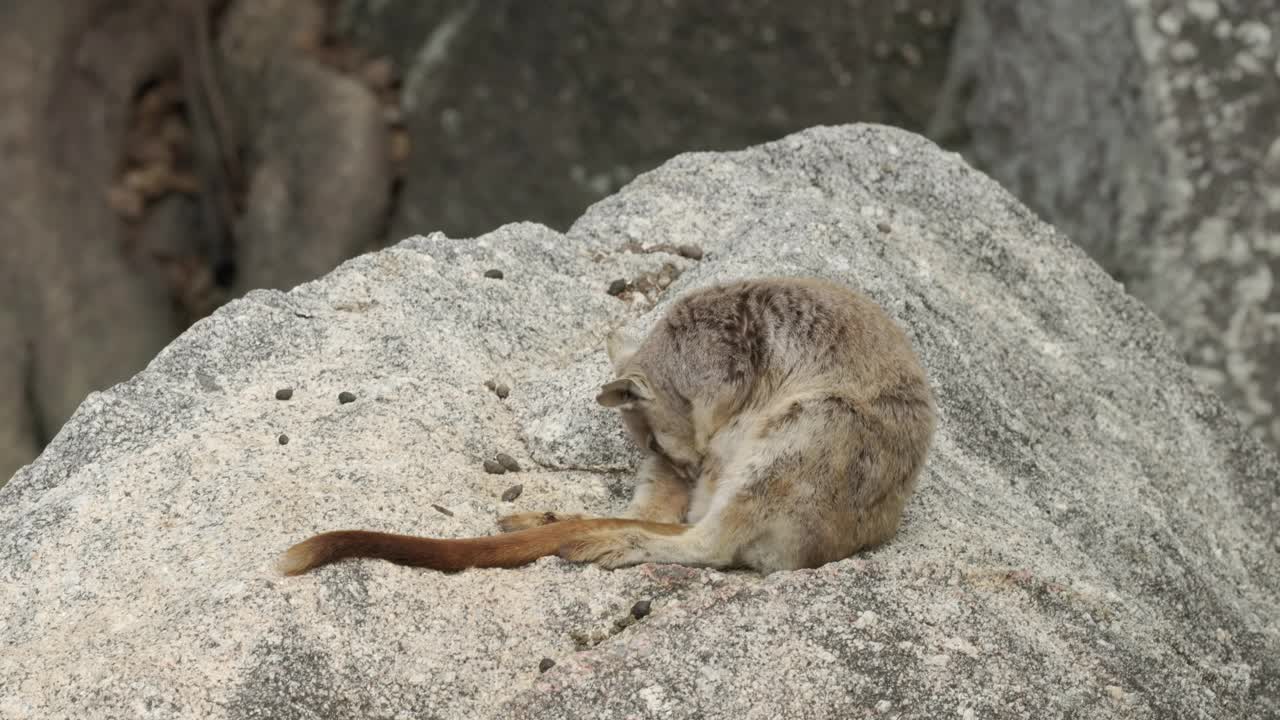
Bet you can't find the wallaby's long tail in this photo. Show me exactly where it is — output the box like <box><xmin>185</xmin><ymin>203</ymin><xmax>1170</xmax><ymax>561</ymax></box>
<box><xmin>276</xmin><ymin>518</ymin><xmax>687</xmax><ymax>575</ymax></box>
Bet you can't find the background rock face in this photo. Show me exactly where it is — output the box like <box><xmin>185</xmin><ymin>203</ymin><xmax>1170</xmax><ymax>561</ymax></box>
<box><xmin>0</xmin><ymin>1</ymin><xmax>186</xmax><ymax>483</ymax></box>
<box><xmin>2</xmin><ymin>126</ymin><xmax>1276</xmax><ymax>719</ymax></box>
<box><xmin>334</xmin><ymin>0</ymin><xmax>957</xmax><ymax>238</ymax></box>
<box><xmin>942</xmin><ymin>0</ymin><xmax>1280</xmax><ymax>450</ymax></box>
<box><xmin>0</xmin><ymin>0</ymin><xmax>396</xmax><ymax>485</ymax></box>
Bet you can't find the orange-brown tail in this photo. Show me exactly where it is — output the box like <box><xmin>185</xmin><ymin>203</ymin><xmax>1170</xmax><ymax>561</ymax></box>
<box><xmin>276</xmin><ymin>518</ymin><xmax>687</xmax><ymax>575</ymax></box>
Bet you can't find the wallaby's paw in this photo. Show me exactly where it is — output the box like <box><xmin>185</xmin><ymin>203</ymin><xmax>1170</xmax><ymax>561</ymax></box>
<box><xmin>559</xmin><ymin>532</ymin><xmax>645</xmax><ymax>569</ymax></box>
<box><xmin>497</xmin><ymin>511</ymin><xmax>580</xmax><ymax>533</ymax></box>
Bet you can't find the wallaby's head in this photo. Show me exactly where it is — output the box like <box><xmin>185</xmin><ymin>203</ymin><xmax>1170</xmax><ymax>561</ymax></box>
<box><xmin>596</xmin><ymin>327</ymin><xmax>701</xmax><ymax>479</ymax></box>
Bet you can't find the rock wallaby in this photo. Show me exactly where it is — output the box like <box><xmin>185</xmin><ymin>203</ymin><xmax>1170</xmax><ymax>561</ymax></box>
<box><xmin>278</xmin><ymin>276</ymin><xmax>935</xmax><ymax>576</ymax></box>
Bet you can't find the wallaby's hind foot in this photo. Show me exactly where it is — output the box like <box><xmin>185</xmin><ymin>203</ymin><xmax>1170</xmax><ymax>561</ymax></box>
<box><xmin>496</xmin><ymin>511</ymin><xmax>586</xmax><ymax>532</ymax></box>
<box><xmin>558</xmin><ymin>521</ymin><xmax>696</xmax><ymax>569</ymax></box>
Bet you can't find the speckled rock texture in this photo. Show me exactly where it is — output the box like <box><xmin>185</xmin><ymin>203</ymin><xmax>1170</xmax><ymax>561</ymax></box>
<box><xmin>939</xmin><ymin>0</ymin><xmax>1280</xmax><ymax>452</ymax></box>
<box><xmin>1</xmin><ymin>125</ymin><xmax>1277</xmax><ymax>719</ymax></box>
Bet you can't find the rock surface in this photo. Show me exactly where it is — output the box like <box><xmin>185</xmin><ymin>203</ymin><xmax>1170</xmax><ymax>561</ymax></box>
<box><xmin>2</xmin><ymin>125</ymin><xmax>1277</xmax><ymax>719</ymax></box>
<box><xmin>940</xmin><ymin>0</ymin><xmax>1280</xmax><ymax>451</ymax></box>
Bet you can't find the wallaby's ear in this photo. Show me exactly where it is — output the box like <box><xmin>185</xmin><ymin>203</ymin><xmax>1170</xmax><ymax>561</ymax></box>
<box><xmin>606</xmin><ymin>329</ymin><xmax>640</xmax><ymax>371</ymax></box>
<box><xmin>596</xmin><ymin>375</ymin><xmax>652</xmax><ymax>407</ymax></box>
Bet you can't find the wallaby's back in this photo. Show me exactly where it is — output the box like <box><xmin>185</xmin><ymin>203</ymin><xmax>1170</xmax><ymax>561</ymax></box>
<box><xmin>608</xmin><ymin>277</ymin><xmax>936</xmax><ymax>571</ymax></box>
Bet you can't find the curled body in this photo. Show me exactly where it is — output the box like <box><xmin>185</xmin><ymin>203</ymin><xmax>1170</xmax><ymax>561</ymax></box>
<box><xmin>278</xmin><ymin>276</ymin><xmax>936</xmax><ymax>576</ymax></box>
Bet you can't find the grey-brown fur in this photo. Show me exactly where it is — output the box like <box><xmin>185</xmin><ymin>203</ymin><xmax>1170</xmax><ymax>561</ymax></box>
<box><xmin>500</xmin><ymin>276</ymin><xmax>936</xmax><ymax>573</ymax></box>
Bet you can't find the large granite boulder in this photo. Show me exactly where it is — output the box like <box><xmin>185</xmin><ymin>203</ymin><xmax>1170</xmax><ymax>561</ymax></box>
<box><xmin>1</xmin><ymin>125</ymin><xmax>1276</xmax><ymax>718</ymax></box>
<box><xmin>939</xmin><ymin>0</ymin><xmax>1280</xmax><ymax>452</ymax></box>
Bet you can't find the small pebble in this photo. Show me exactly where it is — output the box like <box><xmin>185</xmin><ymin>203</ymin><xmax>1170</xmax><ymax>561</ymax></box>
<box><xmin>431</xmin><ymin>504</ymin><xmax>454</xmax><ymax>517</ymax></box>
<box><xmin>630</xmin><ymin>599</ymin><xmax>652</xmax><ymax>620</ymax></box>
<box><xmin>538</xmin><ymin>658</ymin><xmax>556</xmax><ymax>673</ymax></box>
<box><xmin>876</xmin><ymin>222</ymin><xmax>892</xmax><ymax>234</ymax></box>
<box><xmin>483</xmin><ymin>268</ymin><xmax>504</xmax><ymax>279</ymax></box>
<box><xmin>496</xmin><ymin>453</ymin><xmax>521</xmax><ymax>472</ymax></box>
<box><xmin>483</xmin><ymin>460</ymin><xmax>507</xmax><ymax>475</ymax></box>
<box><xmin>676</xmin><ymin>244</ymin><xmax>704</xmax><ymax>260</ymax></box>
<box><xmin>338</xmin><ymin>391</ymin><xmax>357</xmax><ymax>404</ymax></box>
<box><xmin>606</xmin><ymin>279</ymin><xmax>628</xmax><ymax>296</ymax></box>
<box><xmin>484</xmin><ymin>379</ymin><xmax>497</xmax><ymax>391</ymax></box>
<box><xmin>277</xmin><ymin>433</ymin><xmax>289</xmax><ymax>445</ymax></box>
<box><xmin>275</xmin><ymin>387</ymin><xmax>293</xmax><ymax>400</ymax></box>
<box><xmin>501</xmin><ymin>483</ymin><xmax>524</xmax><ymax>502</ymax></box>
<box><xmin>495</xmin><ymin>383</ymin><xmax>510</xmax><ymax>399</ymax></box>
